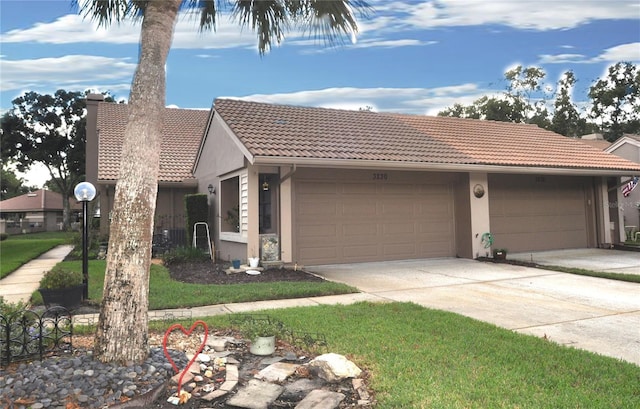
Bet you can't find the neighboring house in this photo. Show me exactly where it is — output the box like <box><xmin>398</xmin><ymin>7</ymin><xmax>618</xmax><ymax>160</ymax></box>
<box><xmin>0</xmin><ymin>189</ymin><xmax>81</xmax><ymax>234</ymax></box>
<box><xmin>85</xmin><ymin>94</ymin><xmax>210</xmax><ymax>245</ymax></box>
<box><xmin>193</xmin><ymin>99</ymin><xmax>640</xmax><ymax>265</ymax></box>
<box><xmin>604</xmin><ymin>134</ymin><xmax>640</xmax><ymax>240</ymax></box>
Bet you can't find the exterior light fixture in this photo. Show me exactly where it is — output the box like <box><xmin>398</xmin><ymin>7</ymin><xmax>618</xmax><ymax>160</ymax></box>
<box><xmin>74</xmin><ymin>182</ymin><xmax>96</xmax><ymax>300</ymax></box>
<box><xmin>262</xmin><ymin>180</ymin><xmax>270</xmax><ymax>191</ymax></box>
<box><xmin>208</xmin><ymin>183</ymin><xmax>215</xmax><ymax>195</ymax></box>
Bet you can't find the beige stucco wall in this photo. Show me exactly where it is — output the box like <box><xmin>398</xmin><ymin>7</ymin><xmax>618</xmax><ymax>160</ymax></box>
<box><xmin>193</xmin><ymin>114</ymin><xmax>248</xmax><ymax>261</ymax></box>
<box><xmin>468</xmin><ymin>173</ymin><xmax>491</xmax><ymax>258</ymax></box>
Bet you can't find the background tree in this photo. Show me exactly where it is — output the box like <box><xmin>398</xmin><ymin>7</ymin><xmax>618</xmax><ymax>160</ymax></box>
<box><xmin>0</xmin><ymin>167</ymin><xmax>33</xmax><ymax>200</ymax></box>
<box><xmin>549</xmin><ymin>71</ymin><xmax>590</xmax><ymax>137</ymax></box>
<box><xmin>439</xmin><ymin>65</ymin><xmax>550</xmax><ymax>125</ymax></box>
<box><xmin>79</xmin><ymin>0</ymin><xmax>369</xmax><ymax>364</ymax></box>
<box><xmin>1</xmin><ymin>90</ymin><xmax>86</xmax><ymax>229</ymax></box>
<box><xmin>589</xmin><ymin>62</ymin><xmax>640</xmax><ymax>142</ymax></box>
<box><xmin>1</xmin><ymin>90</ymin><xmax>114</xmax><ymax>229</ymax></box>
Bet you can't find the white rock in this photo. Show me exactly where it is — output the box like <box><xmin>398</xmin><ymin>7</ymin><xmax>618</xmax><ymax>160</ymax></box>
<box><xmin>197</xmin><ymin>353</ymin><xmax>211</xmax><ymax>363</ymax></box>
<box><xmin>307</xmin><ymin>353</ymin><xmax>362</xmax><ymax>382</ymax></box>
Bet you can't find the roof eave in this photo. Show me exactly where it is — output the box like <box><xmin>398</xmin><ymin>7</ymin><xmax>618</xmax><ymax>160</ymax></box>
<box><xmin>252</xmin><ymin>156</ymin><xmax>640</xmax><ymax>177</ymax></box>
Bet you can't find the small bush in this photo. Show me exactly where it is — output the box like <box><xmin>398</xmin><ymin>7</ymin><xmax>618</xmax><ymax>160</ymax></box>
<box><xmin>0</xmin><ymin>233</ymin><xmax>8</xmax><ymax>241</ymax></box>
<box><xmin>162</xmin><ymin>246</ymin><xmax>209</xmax><ymax>266</ymax></box>
<box><xmin>39</xmin><ymin>265</ymin><xmax>82</xmax><ymax>289</ymax></box>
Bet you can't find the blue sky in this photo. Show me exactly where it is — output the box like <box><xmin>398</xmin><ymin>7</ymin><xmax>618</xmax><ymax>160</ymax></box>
<box><xmin>1</xmin><ymin>0</ymin><xmax>639</xmax><ymax>185</ymax></box>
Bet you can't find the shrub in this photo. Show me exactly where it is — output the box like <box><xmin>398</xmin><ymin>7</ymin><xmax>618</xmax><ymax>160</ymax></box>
<box><xmin>39</xmin><ymin>265</ymin><xmax>82</xmax><ymax>289</ymax></box>
<box><xmin>162</xmin><ymin>246</ymin><xmax>209</xmax><ymax>266</ymax></box>
<box><xmin>0</xmin><ymin>233</ymin><xmax>8</xmax><ymax>241</ymax></box>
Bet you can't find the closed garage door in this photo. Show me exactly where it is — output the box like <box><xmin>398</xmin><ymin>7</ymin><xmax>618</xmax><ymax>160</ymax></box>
<box><xmin>295</xmin><ymin>170</ymin><xmax>455</xmax><ymax>265</ymax></box>
<box><xmin>489</xmin><ymin>174</ymin><xmax>591</xmax><ymax>252</ymax></box>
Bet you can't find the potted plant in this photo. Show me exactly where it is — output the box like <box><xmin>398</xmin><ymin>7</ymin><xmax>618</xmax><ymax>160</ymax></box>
<box><xmin>239</xmin><ymin>319</ymin><xmax>284</xmax><ymax>356</ymax></box>
<box><xmin>493</xmin><ymin>248</ymin><xmax>508</xmax><ymax>260</ymax></box>
<box><xmin>38</xmin><ymin>266</ymin><xmax>84</xmax><ymax>310</ymax></box>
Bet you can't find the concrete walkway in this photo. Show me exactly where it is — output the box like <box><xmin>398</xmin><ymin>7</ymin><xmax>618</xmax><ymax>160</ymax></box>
<box><xmin>0</xmin><ymin>244</ymin><xmax>75</xmax><ymax>304</ymax></box>
<box><xmin>510</xmin><ymin>248</ymin><xmax>640</xmax><ymax>275</ymax></box>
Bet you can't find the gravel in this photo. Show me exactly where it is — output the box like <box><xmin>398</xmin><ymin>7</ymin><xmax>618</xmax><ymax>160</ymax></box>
<box><xmin>0</xmin><ymin>348</ymin><xmax>187</xmax><ymax>409</ymax></box>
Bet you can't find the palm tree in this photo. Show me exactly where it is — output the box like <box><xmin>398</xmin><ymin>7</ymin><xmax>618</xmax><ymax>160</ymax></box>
<box><xmin>78</xmin><ymin>0</ymin><xmax>369</xmax><ymax>364</ymax></box>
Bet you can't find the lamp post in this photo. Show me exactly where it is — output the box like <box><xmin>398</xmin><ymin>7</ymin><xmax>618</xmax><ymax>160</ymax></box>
<box><xmin>74</xmin><ymin>182</ymin><xmax>96</xmax><ymax>300</ymax></box>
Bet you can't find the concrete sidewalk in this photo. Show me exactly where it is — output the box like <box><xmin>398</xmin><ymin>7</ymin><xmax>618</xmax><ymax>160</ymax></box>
<box><xmin>0</xmin><ymin>244</ymin><xmax>75</xmax><ymax>304</ymax></box>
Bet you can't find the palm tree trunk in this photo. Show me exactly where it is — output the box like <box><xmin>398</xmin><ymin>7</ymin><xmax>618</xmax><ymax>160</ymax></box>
<box><xmin>93</xmin><ymin>0</ymin><xmax>182</xmax><ymax>364</ymax></box>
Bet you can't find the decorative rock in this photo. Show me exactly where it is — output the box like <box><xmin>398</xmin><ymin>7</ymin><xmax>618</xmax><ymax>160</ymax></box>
<box><xmin>294</xmin><ymin>389</ymin><xmax>345</xmax><ymax>409</ymax></box>
<box><xmin>197</xmin><ymin>353</ymin><xmax>211</xmax><ymax>363</ymax></box>
<box><xmin>306</xmin><ymin>353</ymin><xmax>362</xmax><ymax>383</ymax></box>
<box><xmin>204</xmin><ymin>369</ymin><xmax>213</xmax><ymax>378</ymax></box>
<box><xmin>207</xmin><ymin>337</ymin><xmax>229</xmax><ymax>352</ymax></box>
<box><xmin>194</xmin><ymin>375</ymin><xmax>204</xmax><ymax>382</ymax></box>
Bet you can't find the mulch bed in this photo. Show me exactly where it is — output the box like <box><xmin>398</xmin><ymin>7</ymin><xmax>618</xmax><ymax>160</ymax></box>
<box><xmin>166</xmin><ymin>260</ymin><xmax>325</xmax><ymax>285</ymax></box>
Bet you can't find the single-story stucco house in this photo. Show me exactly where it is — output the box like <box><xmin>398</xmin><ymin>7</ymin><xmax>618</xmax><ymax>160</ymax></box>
<box><xmin>87</xmin><ymin>97</ymin><xmax>640</xmax><ymax>265</ymax></box>
<box><xmin>0</xmin><ymin>189</ymin><xmax>81</xmax><ymax>234</ymax></box>
<box><xmin>605</xmin><ymin>134</ymin><xmax>640</xmax><ymax>240</ymax></box>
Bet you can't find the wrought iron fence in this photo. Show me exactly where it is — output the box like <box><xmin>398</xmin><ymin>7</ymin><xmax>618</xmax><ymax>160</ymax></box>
<box><xmin>0</xmin><ymin>306</ymin><xmax>73</xmax><ymax>367</ymax></box>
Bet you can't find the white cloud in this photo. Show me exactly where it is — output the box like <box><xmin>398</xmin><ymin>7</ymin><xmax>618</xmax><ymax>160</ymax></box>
<box><xmin>596</xmin><ymin>43</ymin><xmax>640</xmax><ymax>62</ymax></box>
<box><xmin>538</xmin><ymin>42</ymin><xmax>640</xmax><ymax>65</ymax></box>
<box><xmin>0</xmin><ymin>55</ymin><xmax>135</xmax><ymax>92</ymax></box>
<box><xmin>226</xmin><ymin>83</ymin><xmax>488</xmax><ymax>116</ymax></box>
<box><xmin>400</xmin><ymin>0</ymin><xmax>638</xmax><ymax>30</ymax></box>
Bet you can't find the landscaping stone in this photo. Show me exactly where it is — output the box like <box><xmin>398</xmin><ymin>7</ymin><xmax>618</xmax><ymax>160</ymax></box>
<box><xmin>294</xmin><ymin>389</ymin><xmax>346</xmax><ymax>409</ymax></box>
<box><xmin>281</xmin><ymin>378</ymin><xmax>327</xmax><ymax>401</ymax></box>
<box><xmin>225</xmin><ymin>379</ymin><xmax>285</xmax><ymax>409</ymax></box>
<box><xmin>255</xmin><ymin>362</ymin><xmax>300</xmax><ymax>382</ymax></box>
<box><xmin>307</xmin><ymin>353</ymin><xmax>362</xmax><ymax>382</ymax></box>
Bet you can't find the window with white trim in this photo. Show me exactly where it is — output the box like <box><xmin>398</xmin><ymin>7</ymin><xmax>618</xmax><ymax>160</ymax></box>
<box><xmin>220</xmin><ymin>171</ymin><xmax>248</xmax><ymax>241</ymax></box>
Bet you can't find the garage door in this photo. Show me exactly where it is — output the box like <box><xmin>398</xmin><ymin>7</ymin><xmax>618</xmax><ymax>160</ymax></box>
<box><xmin>489</xmin><ymin>174</ymin><xmax>590</xmax><ymax>252</ymax></box>
<box><xmin>295</xmin><ymin>173</ymin><xmax>455</xmax><ymax>265</ymax></box>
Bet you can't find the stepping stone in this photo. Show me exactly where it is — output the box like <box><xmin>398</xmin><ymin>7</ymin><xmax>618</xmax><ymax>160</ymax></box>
<box><xmin>255</xmin><ymin>362</ymin><xmax>300</xmax><ymax>382</ymax></box>
<box><xmin>294</xmin><ymin>389</ymin><xmax>345</xmax><ymax>409</ymax></box>
<box><xmin>281</xmin><ymin>378</ymin><xmax>326</xmax><ymax>401</ymax></box>
<box><xmin>226</xmin><ymin>379</ymin><xmax>284</xmax><ymax>409</ymax></box>
<box><xmin>260</xmin><ymin>356</ymin><xmax>284</xmax><ymax>365</ymax></box>
<box><xmin>201</xmin><ymin>389</ymin><xmax>228</xmax><ymax>401</ymax></box>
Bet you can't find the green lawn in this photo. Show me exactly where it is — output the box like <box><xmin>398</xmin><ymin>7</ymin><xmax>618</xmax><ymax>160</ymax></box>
<box><xmin>0</xmin><ymin>232</ymin><xmax>74</xmax><ymax>279</ymax></box>
<box><xmin>188</xmin><ymin>302</ymin><xmax>640</xmax><ymax>409</ymax></box>
<box><xmin>30</xmin><ymin>260</ymin><xmax>357</xmax><ymax>309</ymax></box>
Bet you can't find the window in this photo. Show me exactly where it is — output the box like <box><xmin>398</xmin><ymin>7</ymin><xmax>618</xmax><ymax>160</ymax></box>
<box><xmin>220</xmin><ymin>171</ymin><xmax>248</xmax><ymax>241</ymax></box>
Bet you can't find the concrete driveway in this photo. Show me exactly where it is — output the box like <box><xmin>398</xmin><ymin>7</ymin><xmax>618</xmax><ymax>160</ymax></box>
<box><xmin>310</xmin><ymin>255</ymin><xmax>640</xmax><ymax>366</ymax></box>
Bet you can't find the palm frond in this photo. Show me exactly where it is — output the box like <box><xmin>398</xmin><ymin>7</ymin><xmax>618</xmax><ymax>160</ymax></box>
<box><xmin>75</xmin><ymin>0</ymin><xmax>146</xmax><ymax>26</ymax></box>
<box><xmin>181</xmin><ymin>0</ymin><xmax>219</xmax><ymax>31</ymax></box>
<box><xmin>233</xmin><ymin>0</ymin><xmax>370</xmax><ymax>55</ymax></box>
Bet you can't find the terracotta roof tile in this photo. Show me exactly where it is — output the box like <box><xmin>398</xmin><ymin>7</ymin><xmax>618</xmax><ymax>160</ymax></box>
<box><xmin>96</xmin><ymin>103</ymin><xmax>209</xmax><ymax>182</ymax></box>
<box><xmin>213</xmin><ymin>98</ymin><xmax>640</xmax><ymax>173</ymax></box>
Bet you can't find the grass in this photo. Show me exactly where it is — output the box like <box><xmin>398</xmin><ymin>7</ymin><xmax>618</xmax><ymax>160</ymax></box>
<box><xmin>0</xmin><ymin>231</ymin><xmax>74</xmax><ymax>279</ymax></box>
<box><xmin>179</xmin><ymin>302</ymin><xmax>640</xmax><ymax>409</ymax></box>
<box><xmin>538</xmin><ymin>265</ymin><xmax>640</xmax><ymax>284</ymax></box>
<box><xmin>30</xmin><ymin>260</ymin><xmax>357</xmax><ymax>309</ymax></box>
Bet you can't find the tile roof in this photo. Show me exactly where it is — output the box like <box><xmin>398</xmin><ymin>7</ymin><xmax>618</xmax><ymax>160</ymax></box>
<box><xmin>96</xmin><ymin>103</ymin><xmax>209</xmax><ymax>182</ymax></box>
<box><xmin>213</xmin><ymin>98</ymin><xmax>640</xmax><ymax>173</ymax></box>
<box><xmin>578</xmin><ymin>139</ymin><xmax>611</xmax><ymax>151</ymax></box>
<box><xmin>0</xmin><ymin>189</ymin><xmax>81</xmax><ymax>212</ymax></box>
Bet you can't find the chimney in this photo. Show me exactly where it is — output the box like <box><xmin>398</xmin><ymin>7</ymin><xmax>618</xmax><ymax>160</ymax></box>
<box><xmin>85</xmin><ymin>94</ymin><xmax>105</xmax><ymax>186</ymax></box>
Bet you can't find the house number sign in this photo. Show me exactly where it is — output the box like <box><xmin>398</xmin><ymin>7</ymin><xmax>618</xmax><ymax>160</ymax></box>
<box><xmin>373</xmin><ymin>173</ymin><xmax>388</xmax><ymax>180</ymax></box>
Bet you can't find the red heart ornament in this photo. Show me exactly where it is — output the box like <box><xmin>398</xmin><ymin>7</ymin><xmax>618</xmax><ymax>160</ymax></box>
<box><xmin>162</xmin><ymin>320</ymin><xmax>209</xmax><ymax>394</ymax></box>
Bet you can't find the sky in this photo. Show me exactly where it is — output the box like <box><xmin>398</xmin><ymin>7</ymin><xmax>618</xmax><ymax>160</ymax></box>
<box><xmin>1</xmin><ymin>0</ymin><xmax>639</xmax><ymax>187</ymax></box>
